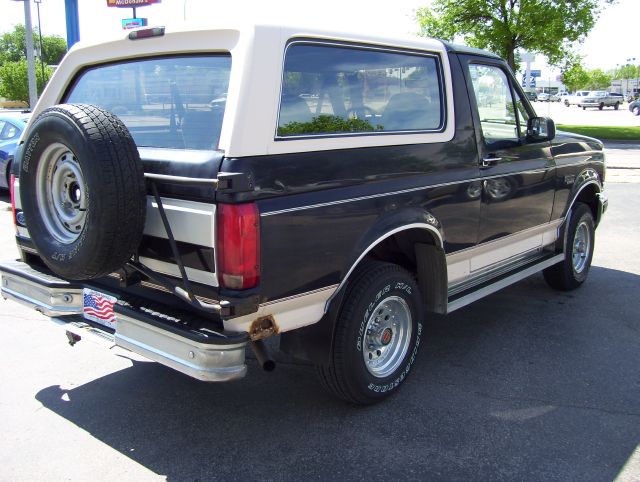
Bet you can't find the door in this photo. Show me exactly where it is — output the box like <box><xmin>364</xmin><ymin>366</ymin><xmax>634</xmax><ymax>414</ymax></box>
<box><xmin>463</xmin><ymin>60</ymin><xmax>556</xmax><ymax>250</ymax></box>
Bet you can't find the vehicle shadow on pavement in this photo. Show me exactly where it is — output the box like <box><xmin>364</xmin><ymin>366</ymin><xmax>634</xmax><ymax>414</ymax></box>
<box><xmin>34</xmin><ymin>268</ymin><xmax>639</xmax><ymax>481</ymax></box>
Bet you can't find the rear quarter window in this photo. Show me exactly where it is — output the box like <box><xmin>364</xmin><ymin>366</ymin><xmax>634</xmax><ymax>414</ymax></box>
<box><xmin>65</xmin><ymin>55</ymin><xmax>231</xmax><ymax>150</ymax></box>
<box><xmin>277</xmin><ymin>42</ymin><xmax>445</xmax><ymax>138</ymax></box>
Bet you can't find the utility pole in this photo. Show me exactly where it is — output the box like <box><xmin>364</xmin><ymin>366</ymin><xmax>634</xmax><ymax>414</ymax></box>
<box><xmin>34</xmin><ymin>0</ymin><xmax>46</xmax><ymax>94</ymax></box>
<box><xmin>22</xmin><ymin>0</ymin><xmax>39</xmax><ymax>108</ymax></box>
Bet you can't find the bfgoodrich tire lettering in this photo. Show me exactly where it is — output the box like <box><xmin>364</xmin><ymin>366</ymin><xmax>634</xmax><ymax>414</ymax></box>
<box><xmin>20</xmin><ymin>104</ymin><xmax>146</xmax><ymax>280</ymax></box>
<box><xmin>317</xmin><ymin>261</ymin><xmax>423</xmax><ymax>404</ymax></box>
<box><xmin>543</xmin><ymin>202</ymin><xmax>595</xmax><ymax>291</ymax></box>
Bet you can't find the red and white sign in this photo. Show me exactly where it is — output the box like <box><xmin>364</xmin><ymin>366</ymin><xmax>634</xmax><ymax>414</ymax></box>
<box><xmin>107</xmin><ymin>0</ymin><xmax>161</xmax><ymax>7</ymax></box>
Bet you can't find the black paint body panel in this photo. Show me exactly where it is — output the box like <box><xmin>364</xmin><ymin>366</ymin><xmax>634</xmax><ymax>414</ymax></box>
<box><xmin>220</xmin><ymin>53</ymin><xmax>481</xmax><ymax>301</ymax></box>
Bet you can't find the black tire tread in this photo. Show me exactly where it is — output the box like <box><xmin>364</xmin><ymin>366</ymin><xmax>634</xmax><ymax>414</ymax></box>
<box><xmin>543</xmin><ymin>202</ymin><xmax>594</xmax><ymax>291</ymax></box>
<box><xmin>25</xmin><ymin>103</ymin><xmax>146</xmax><ymax>279</ymax></box>
<box><xmin>317</xmin><ymin>261</ymin><xmax>414</xmax><ymax>404</ymax></box>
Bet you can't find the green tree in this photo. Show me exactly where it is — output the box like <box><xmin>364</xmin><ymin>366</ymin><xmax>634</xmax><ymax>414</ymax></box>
<box><xmin>560</xmin><ymin>55</ymin><xmax>590</xmax><ymax>91</ymax></box>
<box><xmin>614</xmin><ymin>63</ymin><xmax>640</xmax><ymax>81</ymax></box>
<box><xmin>0</xmin><ymin>24</ymin><xmax>67</xmax><ymax>66</ymax></box>
<box><xmin>415</xmin><ymin>0</ymin><xmax>616</xmax><ymax>71</ymax></box>
<box><xmin>585</xmin><ymin>69</ymin><xmax>611</xmax><ymax>90</ymax></box>
<box><xmin>0</xmin><ymin>59</ymin><xmax>53</xmax><ymax>102</ymax></box>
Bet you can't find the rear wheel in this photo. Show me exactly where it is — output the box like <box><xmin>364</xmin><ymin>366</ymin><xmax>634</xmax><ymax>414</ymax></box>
<box><xmin>598</xmin><ymin>103</ymin><xmax>604</xmax><ymax>110</ymax></box>
<box><xmin>543</xmin><ymin>203</ymin><xmax>595</xmax><ymax>291</ymax></box>
<box><xmin>317</xmin><ymin>261</ymin><xmax>423</xmax><ymax>404</ymax></box>
<box><xmin>614</xmin><ymin>102</ymin><xmax>620</xmax><ymax>110</ymax></box>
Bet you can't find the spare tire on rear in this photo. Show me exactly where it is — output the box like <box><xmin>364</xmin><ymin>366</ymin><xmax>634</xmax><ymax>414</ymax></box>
<box><xmin>20</xmin><ymin>103</ymin><xmax>146</xmax><ymax>280</ymax></box>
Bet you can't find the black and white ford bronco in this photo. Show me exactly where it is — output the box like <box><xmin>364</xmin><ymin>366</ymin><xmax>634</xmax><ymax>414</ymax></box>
<box><xmin>1</xmin><ymin>24</ymin><xmax>607</xmax><ymax>404</ymax></box>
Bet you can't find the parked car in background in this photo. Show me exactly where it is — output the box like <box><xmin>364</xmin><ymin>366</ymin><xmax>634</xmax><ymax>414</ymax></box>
<box><xmin>564</xmin><ymin>90</ymin><xmax>589</xmax><ymax>107</ymax></box>
<box><xmin>524</xmin><ymin>91</ymin><xmax>537</xmax><ymax>102</ymax></box>
<box><xmin>0</xmin><ymin>113</ymin><xmax>29</xmax><ymax>190</ymax></box>
<box><xmin>578</xmin><ymin>91</ymin><xmax>621</xmax><ymax>110</ymax></box>
<box><xmin>610</xmin><ymin>93</ymin><xmax>624</xmax><ymax>104</ymax></box>
<box><xmin>537</xmin><ymin>92</ymin><xmax>550</xmax><ymax>101</ymax></box>
<box><xmin>549</xmin><ymin>93</ymin><xmax>561</xmax><ymax>102</ymax></box>
<box><xmin>629</xmin><ymin>99</ymin><xmax>640</xmax><ymax>115</ymax></box>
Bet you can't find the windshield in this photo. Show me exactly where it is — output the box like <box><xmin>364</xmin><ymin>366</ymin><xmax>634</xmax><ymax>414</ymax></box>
<box><xmin>66</xmin><ymin>55</ymin><xmax>231</xmax><ymax>150</ymax></box>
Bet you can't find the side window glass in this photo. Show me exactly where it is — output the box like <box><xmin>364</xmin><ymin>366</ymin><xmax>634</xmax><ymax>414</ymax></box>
<box><xmin>469</xmin><ymin>64</ymin><xmax>523</xmax><ymax>146</ymax></box>
<box><xmin>278</xmin><ymin>43</ymin><xmax>444</xmax><ymax>137</ymax></box>
<box><xmin>0</xmin><ymin>121</ymin><xmax>7</xmax><ymax>141</ymax></box>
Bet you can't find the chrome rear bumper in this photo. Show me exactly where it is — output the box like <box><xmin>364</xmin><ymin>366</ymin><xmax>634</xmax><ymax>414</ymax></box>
<box><xmin>1</xmin><ymin>260</ymin><xmax>248</xmax><ymax>382</ymax></box>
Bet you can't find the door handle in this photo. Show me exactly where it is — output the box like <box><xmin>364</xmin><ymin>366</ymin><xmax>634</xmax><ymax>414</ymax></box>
<box><xmin>481</xmin><ymin>157</ymin><xmax>502</xmax><ymax>168</ymax></box>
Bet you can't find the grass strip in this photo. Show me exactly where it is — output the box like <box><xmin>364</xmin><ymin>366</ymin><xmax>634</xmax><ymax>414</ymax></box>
<box><xmin>557</xmin><ymin>125</ymin><xmax>640</xmax><ymax>141</ymax></box>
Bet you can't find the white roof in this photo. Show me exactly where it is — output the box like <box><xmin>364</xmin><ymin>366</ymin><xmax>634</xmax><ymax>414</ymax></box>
<box><xmin>33</xmin><ymin>23</ymin><xmax>454</xmax><ymax>157</ymax></box>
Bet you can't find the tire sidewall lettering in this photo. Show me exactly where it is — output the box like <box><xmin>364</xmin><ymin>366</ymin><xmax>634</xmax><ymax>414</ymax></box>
<box><xmin>22</xmin><ymin>132</ymin><xmax>40</xmax><ymax>174</ymax></box>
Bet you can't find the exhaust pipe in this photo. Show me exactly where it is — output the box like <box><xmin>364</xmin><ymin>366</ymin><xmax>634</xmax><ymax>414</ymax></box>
<box><xmin>251</xmin><ymin>339</ymin><xmax>276</xmax><ymax>372</ymax></box>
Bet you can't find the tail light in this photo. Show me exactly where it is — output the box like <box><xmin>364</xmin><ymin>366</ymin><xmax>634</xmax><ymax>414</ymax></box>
<box><xmin>217</xmin><ymin>203</ymin><xmax>260</xmax><ymax>290</ymax></box>
<box><xmin>10</xmin><ymin>174</ymin><xmax>17</xmax><ymax>227</ymax></box>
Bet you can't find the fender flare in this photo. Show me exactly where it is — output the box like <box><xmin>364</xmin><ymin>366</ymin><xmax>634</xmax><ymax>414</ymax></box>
<box><xmin>325</xmin><ymin>207</ymin><xmax>445</xmax><ymax>314</ymax></box>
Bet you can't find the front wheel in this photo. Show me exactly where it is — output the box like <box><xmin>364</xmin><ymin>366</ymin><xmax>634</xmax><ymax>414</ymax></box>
<box><xmin>633</xmin><ymin>106</ymin><xmax>640</xmax><ymax>116</ymax></box>
<box><xmin>614</xmin><ymin>102</ymin><xmax>620</xmax><ymax>110</ymax></box>
<box><xmin>543</xmin><ymin>203</ymin><xmax>595</xmax><ymax>291</ymax></box>
<box><xmin>317</xmin><ymin>261</ymin><xmax>423</xmax><ymax>404</ymax></box>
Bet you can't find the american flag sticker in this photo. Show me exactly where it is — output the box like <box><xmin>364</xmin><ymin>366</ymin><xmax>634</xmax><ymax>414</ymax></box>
<box><xmin>82</xmin><ymin>288</ymin><xmax>117</xmax><ymax>329</ymax></box>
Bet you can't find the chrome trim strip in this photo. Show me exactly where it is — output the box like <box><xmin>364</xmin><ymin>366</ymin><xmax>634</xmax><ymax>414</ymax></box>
<box><xmin>144</xmin><ymin>172</ymin><xmax>219</xmax><ymax>186</ymax></box>
<box><xmin>260</xmin><ymin>284</ymin><xmax>338</xmax><ymax>307</ymax></box>
<box><xmin>446</xmin><ymin>220</ymin><xmax>561</xmax><ymax>286</ymax></box>
<box><xmin>447</xmin><ymin>253</ymin><xmax>564</xmax><ymax>313</ymax></box>
<box><xmin>323</xmin><ymin>223</ymin><xmax>444</xmax><ymax>313</ymax></box>
<box><xmin>564</xmin><ymin>180</ymin><xmax>602</xmax><ymax>219</ymax></box>
<box><xmin>138</xmin><ymin>256</ymin><xmax>217</xmax><ymax>287</ymax></box>
<box><xmin>261</xmin><ymin>169</ymin><xmax>552</xmax><ymax>217</ymax></box>
<box><xmin>449</xmin><ymin>250</ymin><xmax>547</xmax><ymax>296</ymax></box>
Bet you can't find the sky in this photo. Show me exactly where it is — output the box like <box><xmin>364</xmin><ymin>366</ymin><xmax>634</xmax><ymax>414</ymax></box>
<box><xmin>1</xmin><ymin>0</ymin><xmax>637</xmax><ymax>76</ymax></box>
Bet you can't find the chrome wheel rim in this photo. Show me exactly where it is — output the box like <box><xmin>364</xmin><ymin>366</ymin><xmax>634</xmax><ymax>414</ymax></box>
<box><xmin>35</xmin><ymin>143</ymin><xmax>87</xmax><ymax>244</ymax></box>
<box><xmin>572</xmin><ymin>221</ymin><xmax>591</xmax><ymax>274</ymax></box>
<box><xmin>362</xmin><ymin>296</ymin><xmax>412</xmax><ymax>378</ymax></box>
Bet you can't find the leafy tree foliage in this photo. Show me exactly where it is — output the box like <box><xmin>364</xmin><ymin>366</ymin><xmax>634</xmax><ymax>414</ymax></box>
<box><xmin>416</xmin><ymin>0</ymin><xmax>616</xmax><ymax>71</ymax></box>
<box><xmin>0</xmin><ymin>59</ymin><xmax>53</xmax><ymax>102</ymax></box>
<box><xmin>560</xmin><ymin>56</ymin><xmax>613</xmax><ymax>91</ymax></box>
<box><xmin>585</xmin><ymin>69</ymin><xmax>611</xmax><ymax>90</ymax></box>
<box><xmin>613</xmin><ymin>64</ymin><xmax>640</xmax><ymax>81</ymax></box>
<box><xmin>278</xmin><ymin>115</ymin><xmax>382</xmax><ymax>136</ymax></box>
<box><xmin>561</xmin><ymin>56</ymin><xmax>590</xmax><ymax>92</ymax></box>
<box><xmin>0</xmin><ymin>24</ymin><xmax>67</xmax><ymax>66</ymax></box>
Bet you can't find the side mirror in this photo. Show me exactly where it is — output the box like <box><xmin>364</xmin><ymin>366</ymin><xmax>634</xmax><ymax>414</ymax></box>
<box><xmin>527</xmin><ymin>116</ymin><xmax>555</xmax><ymax>142</ymax></box>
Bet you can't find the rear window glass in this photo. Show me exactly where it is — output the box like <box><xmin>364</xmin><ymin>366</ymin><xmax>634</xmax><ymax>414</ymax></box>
<box><xmin>278</xmin><ymin>42</ymin><xmax>444</xmax><ymax>137</ymax></box>
<box><xmin>66</xmin><ymin>55</ymin><xmax>231</xmax><ymax>150</ymax></box>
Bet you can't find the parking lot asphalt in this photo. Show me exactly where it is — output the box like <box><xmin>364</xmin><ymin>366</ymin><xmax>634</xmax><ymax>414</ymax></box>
<box><xmin>1</xmin><ymin>184</ymin><xmax>639</xmax><ymax>481</ymax></box>
<box><xmin>0</xmin><ymin>154</ymin><xmax>638</xmax><ymax>480</ymax></box>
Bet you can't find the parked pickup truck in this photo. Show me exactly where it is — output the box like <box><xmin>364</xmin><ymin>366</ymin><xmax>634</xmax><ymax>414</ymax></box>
<box><xmin>563</xmin><ymin>90</ymin><xmax>589</xmax><ymax>107</ymax></box>
<box><xmin>1</xmin><ymin>23</ymin><xmax>607</xmax><ymax>404</ymax></box>
<box><xmin>577</xmin><ymin>91</ymin><xmax>622</xmax><ymax>110</ymax></box>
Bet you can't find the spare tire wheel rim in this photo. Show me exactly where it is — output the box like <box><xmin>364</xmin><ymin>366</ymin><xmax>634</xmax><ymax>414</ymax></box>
<box><xmin>362</xmin><ymin>295</ymin><xmax>412</xmax><ymax>378</ymax></box>
<box><xmin>36</xmin><ymin>142</ymin><xmax>87</xmax><ymax>244</ymax></box>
